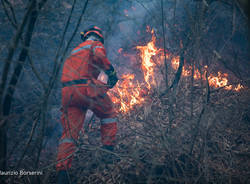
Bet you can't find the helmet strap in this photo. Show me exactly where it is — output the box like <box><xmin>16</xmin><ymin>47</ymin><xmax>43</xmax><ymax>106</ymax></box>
<box><xmin>86</xmin><ymin>35</ymin><xmax>99</xmax><ymax>41</ymax></box>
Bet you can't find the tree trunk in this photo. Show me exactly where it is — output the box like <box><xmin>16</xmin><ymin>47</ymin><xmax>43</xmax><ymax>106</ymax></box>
<box><xmin>0</xmin><ymin>0</ymin><xmax>38</xmax><ymax>172</ymax></box>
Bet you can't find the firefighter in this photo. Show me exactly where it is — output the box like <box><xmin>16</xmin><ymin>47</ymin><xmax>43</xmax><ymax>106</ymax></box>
<box><xmin>56</xmin><ymin>26</ymin><xmax>118</xmax><ymax>183</ymax></box>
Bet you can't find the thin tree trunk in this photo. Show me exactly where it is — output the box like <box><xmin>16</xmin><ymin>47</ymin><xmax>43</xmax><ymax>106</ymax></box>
<box><xmin>0</xmin><ymin>127</ymin><xmax>7</xmax><ymax>171</ymax></box>
<box><xmin>161</xmin><ymin>0</ymin><xmax>169</xmax><ymax>89</ymax></box>
<box><xmin>0</xmin><ymin>0</ymin><xmax>36</xmax><ymax>172</ymax></box>
<box><xmin>189</xmin><ymin>72</ymin><xmax>210</xmax><ymax>155</ymax></box>
<box><xmin>0</xmin><ymin>0</ymin><xmax>48</xmax><ymax>175</ymax></box>
<box><xmin>190</xmin><ymin>59</ymin><xmax>194</xmax><ymax>119</ymax></box>
<box><xmin>0</xmin><ymin>0</ymin><xmax>35</xmax><ymax>111</ymax></box>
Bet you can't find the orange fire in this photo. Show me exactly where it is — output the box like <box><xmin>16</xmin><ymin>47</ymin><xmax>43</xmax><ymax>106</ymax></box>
<box><xmin>171</xmin><ymin>56</ymin><xmax>201</xmax><ymax>79</ymax></box>
<box><xmin>136</xmin><ymin>29</ymin><xmax>160</xmax><ymax>90</ymax></box>
<box><xmin>118</xmin><ymin>48</ymin><xmax>123</xmax><ymax>54</ymax></box>
<box><xmin>108</xmin><ymin>29</ymin><xmax>161</xmax><ymax>113</ymax></box>
<box><xmin>108</xmin><ymin>74</ymin><xmax>146</xmax><ymax>113</ymax></box>
<box><xmin>171</xmin><ymin>56</ymin><xmax>243</xmax><ymax>91</ymax></box>
<box><xmin>109</xmin><ymin>27</ymin><xmax>243</xmax><ymax>113</ymax></box>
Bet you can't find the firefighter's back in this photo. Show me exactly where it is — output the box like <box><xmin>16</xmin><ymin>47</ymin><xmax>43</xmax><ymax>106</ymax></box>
<box><xmin>61</xmin><ymin>40</ymin><xmax>101</xmax><ymax>83</ymax></box>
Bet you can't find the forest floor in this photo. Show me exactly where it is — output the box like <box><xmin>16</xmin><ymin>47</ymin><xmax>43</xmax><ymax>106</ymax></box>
<box><xmin>43</xmin><ymin>87</ymin><xmax>250</xmax><ymax>184</ymax></box>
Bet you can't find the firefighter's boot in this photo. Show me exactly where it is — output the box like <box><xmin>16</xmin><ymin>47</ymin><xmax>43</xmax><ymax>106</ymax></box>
<box><xmin>101</xmin><ymin>145</ymin><xmax>121</xmax><ymax>165</ymax></box>
<box><xmin>56</xmin><ymin>170</ymin><xmax>70</xmax><ymax>184</ymax></box>
<box><xmin>102</xmin><ymin>145</ymin><xmax>114</xmax><ymax>151</ymax></box>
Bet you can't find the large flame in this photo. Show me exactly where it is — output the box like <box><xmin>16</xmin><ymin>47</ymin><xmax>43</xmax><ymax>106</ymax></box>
<box><xmin>136</xmin><ymin>29</ymin><xmax>159</xmax><ymax>90</ymax></box>
<box><xmin>109</xmin><ymin>27</ymin><xmax>243</xmax><ymax>113</ymax></box>
<box><xmin>108</xmin><ymin>29</ymin><xmax>160</xmax><ymax>113</ymax></box>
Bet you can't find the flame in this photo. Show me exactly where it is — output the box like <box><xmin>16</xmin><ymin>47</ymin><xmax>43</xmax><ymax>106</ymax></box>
<box><xmin>171</xmin><ymin>56</ymin><xmax>180</xmax><ymax>70</ymax></box>
<box><xmin>108</xmin><ymin>29</ymin><xmax>162</xmax><ymax>113</ymax></box>
<box><xmin>171</xmin><ymin>56</ymin><xmax>202</xmax><ymax>79</ymax></box>
<box><xmin>234</xmin><ymin>84</ymin><xmax>244</xmax><ymax>91</ymax></box>
<box><xmin>109</xmin><ymin>26</ymin><xmax>243</xmax><ymax>113</ymax></box>
<box><xmin>118</xmin><ymin>48</ymin><xmax>123</xmax><ymax>54</ymax></box>
<box><xmin>108</xmin><ymin>74</ymin><xmax>146</xmax><ymax>113</ymax></box>
<box><xmin>208</xmin><ymin>72</ymin><xmax>231</xmax><ymax>89</ymax></box>
<box><xmin>171</xmin><ymin>56</ymin><xmax>243</xmax><ymax>91</ymax></box>
<box><xmin>136</xmin><ymin>29</ymin><xmax>160</xmax><ymax>89</ymax></box>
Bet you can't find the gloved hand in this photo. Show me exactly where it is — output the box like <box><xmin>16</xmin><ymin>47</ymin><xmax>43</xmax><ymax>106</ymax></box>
<box><xmin>105</xmin><ymin>65</ymin><xmax>118</xmax><ymax>89</ymax></box>
<box><xmin>107</xmin><ymin>74</ymin><xmax>118</xmax><ymax>89</ymax></box>
<box><xmin>56</xmin><ymin>170</ymin><xmax>70</xmax><ymax>184</ymax></box>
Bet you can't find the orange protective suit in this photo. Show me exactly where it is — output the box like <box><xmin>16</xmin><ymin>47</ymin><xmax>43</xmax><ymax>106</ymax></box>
<box><xmin>56</xmin><ymin>39</ymin><xmax>117</xmax><ymax>171</ymax></box>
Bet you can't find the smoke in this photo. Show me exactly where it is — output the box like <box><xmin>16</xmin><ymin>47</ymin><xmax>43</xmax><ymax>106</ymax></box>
<box><xmin>103</xmin><ymin>1</ymin><xmax>156</xmax><ymax>64</ymax></box>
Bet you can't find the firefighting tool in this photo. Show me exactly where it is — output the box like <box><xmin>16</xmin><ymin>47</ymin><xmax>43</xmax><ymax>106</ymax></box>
<box><xmin>106</xmin><ymin>65</ymin><xmax>118</xmax><ymax>88</ymax></box>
